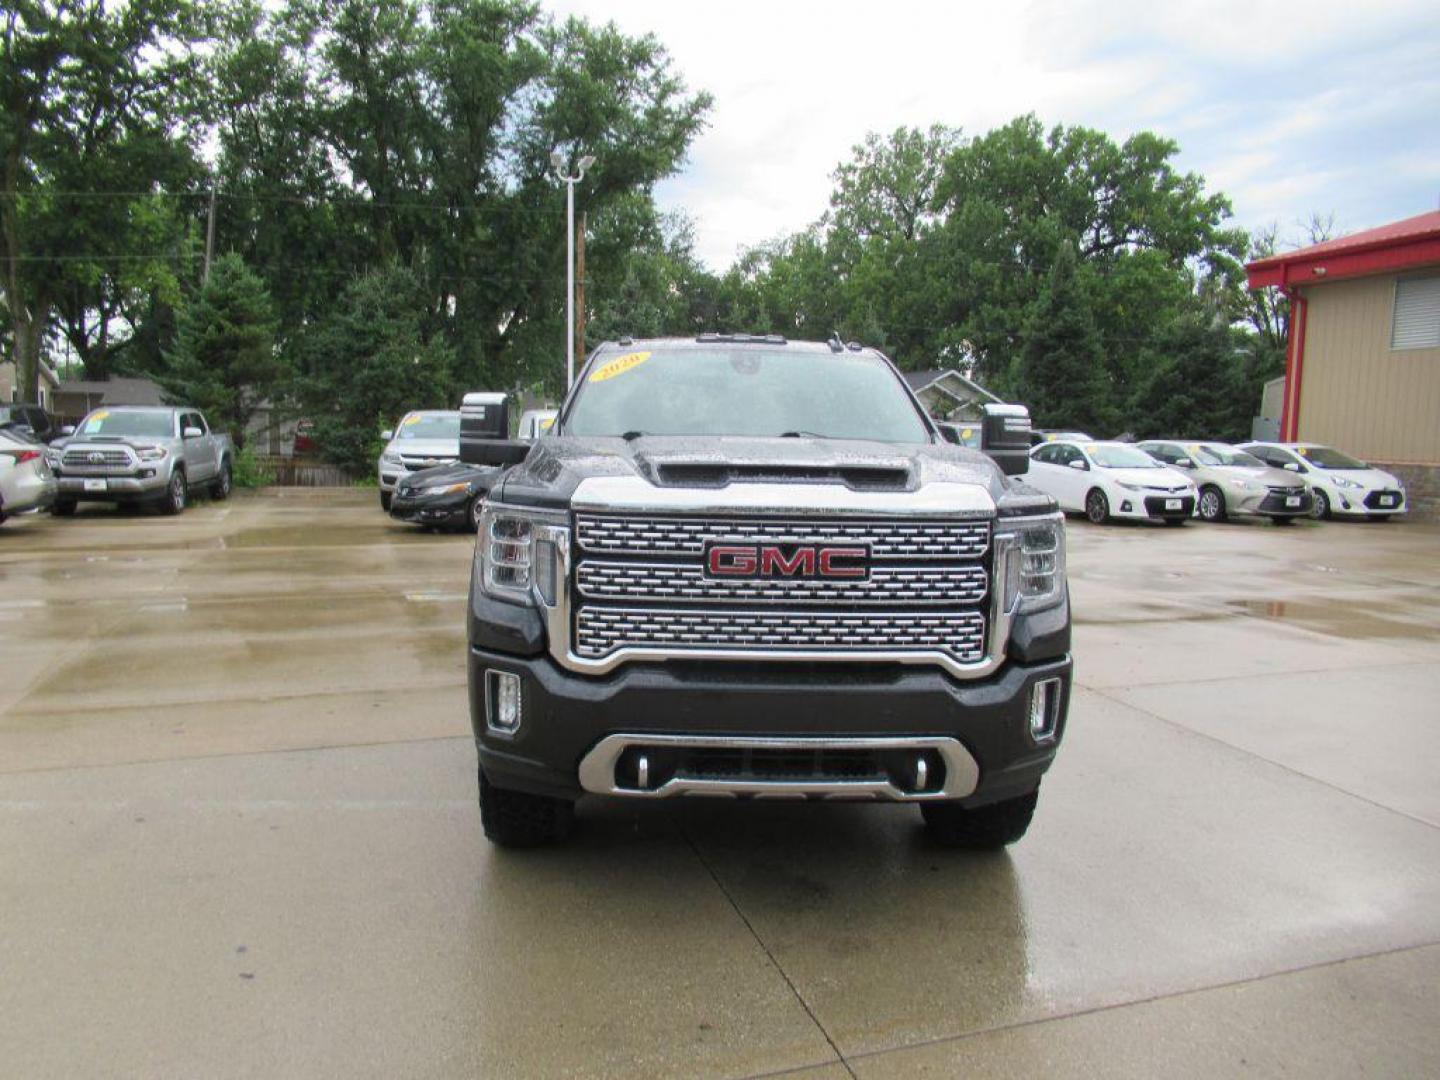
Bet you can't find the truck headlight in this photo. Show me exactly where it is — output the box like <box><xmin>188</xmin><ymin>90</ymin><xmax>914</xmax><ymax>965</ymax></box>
<box><xmin>998</xmin><ymin>513</ymin><xmax>1065</xmax><ymax>614</ymax></box>
<box><xmin>136</xmin><ymin>445</ymin><xmax>168</xmax><ymax>461</ymax></box>
<box><xmin>476</xmin><ymin>503</ymin><xmax>566</xmax><ymax>605</ymax></box>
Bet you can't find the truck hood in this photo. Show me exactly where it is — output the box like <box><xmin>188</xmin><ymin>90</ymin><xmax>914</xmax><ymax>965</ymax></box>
<box><xmin>498</xmin><ymin>434</ymin><xmax>1023</xmax><ymax>510</ymax></box>
<box><xmin>50</xmin><ymin>435</ymin><xmax>167</xmax><ymax>453</ymax></box>
<box><xmin>385</xmin><ymin>438</ymin><xmax>459</xmax><ymax>459</ymax></box>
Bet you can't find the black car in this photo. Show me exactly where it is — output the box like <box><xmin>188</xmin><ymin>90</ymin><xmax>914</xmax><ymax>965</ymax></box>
<box><xmin>389</xmin><ymin>461</ymin><xmax>502</xmax><ymax>531</ymax></box>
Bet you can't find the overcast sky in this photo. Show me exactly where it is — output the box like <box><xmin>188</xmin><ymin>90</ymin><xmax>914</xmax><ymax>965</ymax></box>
<box><xmin>547</xmin><ymin>0</ymin><xmax>1440</xmax><ymax>269</ymax></box>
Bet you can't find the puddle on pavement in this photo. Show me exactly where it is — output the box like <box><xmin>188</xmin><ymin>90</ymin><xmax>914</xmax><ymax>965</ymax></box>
<box><xmin>1227</xmin><ymin>599</ymin><xmax>1440</xmax><ymax>641</ymax></box>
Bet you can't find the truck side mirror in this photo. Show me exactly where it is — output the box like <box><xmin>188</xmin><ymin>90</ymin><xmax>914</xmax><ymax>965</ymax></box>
<box><xmin>60</xmin><ymin>425</ymin><xmax>75</xmax><ymax>436</ymax></box>
<box><xmin>380</xmin><ymin>429</ymin><xmax>393</xmax><ymax>441</ymax></box>
<box><xmin>183</xmin><ymin>426</ymin><xmax>203</xmax><ymax>439</ymax></box>
<box><xmin>460</xmin><ymin>392</ymin><xmax>529</xmax><ymax>467</ymax></box>
<box><xmin>980</xmin><ymin>403</ymin><xmax>1031</xmax><ymax>477</ymax></box>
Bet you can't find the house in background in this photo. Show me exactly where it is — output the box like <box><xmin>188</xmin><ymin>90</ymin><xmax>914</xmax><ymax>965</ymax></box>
<box><xmin>902</xmin><ymin>369</ymin><xmax>1001</xmax><ymax>422</ymax></box>
<box><xmin>1246</xmin><ymin>209</ymin><xmax>1440</xmax><ymax>518</ymax></box>
<box><xmin>1</xmin><ymin>359</ymin><xmax>60</xmax><ymax>410</ymax></box>
<box><xmin>51</xmin><ymin>376</ymin><xmax>166</xmax><ymax>424</ymax></box>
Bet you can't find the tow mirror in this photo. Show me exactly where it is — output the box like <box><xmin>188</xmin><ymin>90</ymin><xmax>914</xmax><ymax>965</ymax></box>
<box><xmin>460</xmin><ymin>392</ymin><xmax>529</xmax><ymax>467</ymax></box>
<box><xmin>979</xmin><ymin>403</ymin><xmax>1031</xmax><ymax>477</ymax></box>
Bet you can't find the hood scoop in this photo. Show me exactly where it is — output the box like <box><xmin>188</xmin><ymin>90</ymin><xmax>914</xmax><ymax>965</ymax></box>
<box><xmin>656</xmin><ymin>463</ymin><xmax>911</xmax><ymax>491</ymax></box>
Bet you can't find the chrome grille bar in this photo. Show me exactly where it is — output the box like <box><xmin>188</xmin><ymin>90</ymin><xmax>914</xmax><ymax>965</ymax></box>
<box><xmin>576</xmin><ymin>559</ymin><xmax>988</xmax><ymax>605</ymax></box>
<box><xmin>576</xmin><ymin>513</ymin><xmax>989</xmax><ymax>559</ymax></box>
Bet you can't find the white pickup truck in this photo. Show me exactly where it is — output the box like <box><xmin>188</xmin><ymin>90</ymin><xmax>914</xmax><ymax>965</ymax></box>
<box><xmin>48</xmin><ymin>406</ymin><xmax>233</xmax><ymax>516</ymax></box>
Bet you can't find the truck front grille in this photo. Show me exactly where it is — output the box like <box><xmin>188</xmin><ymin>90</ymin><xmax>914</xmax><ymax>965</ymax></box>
<box><xmin>570</xmin><ymin>513</ymin><xmax>992</xmax><ymax>667</ymax></box>
<box><xmin>63</xmin><ymin>449</ymin><xmax>131</xmax><ymax>468</ymax></box>
<box><xmin>576</xmin><ymin>513</ymin><xmax>989</xmax><ymax>559</ymax></box>
<box><xmin>576</xmin><ymin>608</ymin><xmax>986</xmax><ymax>661</ymax></box>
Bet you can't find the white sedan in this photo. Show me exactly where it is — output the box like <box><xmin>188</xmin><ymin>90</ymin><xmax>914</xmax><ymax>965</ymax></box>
<box><xmin>1238</xmin><ymin>442</ymin><xmax>1407</xmax><ymax>521</ymax></box>
<box><xmin>1028</xmin><ymin>440</ymin><xmax>1197</xmax><ymax>525</ymax></box>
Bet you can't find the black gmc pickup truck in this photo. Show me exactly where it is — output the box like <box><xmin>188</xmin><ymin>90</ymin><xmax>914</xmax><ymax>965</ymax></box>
<box><xmin>465</xmin><ymin>335</ymin><xmax>1071</xmax><ymax>848</ymax></box>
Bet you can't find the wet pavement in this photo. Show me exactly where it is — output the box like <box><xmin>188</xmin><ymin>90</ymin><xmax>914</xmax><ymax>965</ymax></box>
<box><xmin>2</xmin><ymin>491</ymin><xmax>1438</xmax><ymax>1078</ymax></box>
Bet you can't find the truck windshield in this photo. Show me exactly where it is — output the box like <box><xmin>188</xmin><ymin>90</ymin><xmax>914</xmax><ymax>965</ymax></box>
<box><xmin>79</xmin><ymin>410</ymin><xmax>174</xmax><ymax>438</ymax></box>
<box><xmin>396</xmin><ymin>413</ymin><xmax>460</xmax><ymax>440</ymax></box>
<box><xmin>564</xmin><ymin>346</ymin><xmax>930</xmax><ymax>442</ymax></box>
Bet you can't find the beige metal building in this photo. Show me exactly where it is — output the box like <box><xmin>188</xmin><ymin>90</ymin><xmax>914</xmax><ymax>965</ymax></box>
<box><xmin>1247</xmin><ymin>210</ymin><xmax>1440</xmax><ymax>516</ymax></box>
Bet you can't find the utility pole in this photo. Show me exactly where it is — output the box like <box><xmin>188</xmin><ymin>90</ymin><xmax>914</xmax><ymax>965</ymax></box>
<box><xmin>575</xmin><ymin>212</ymin><xmax>586</xmax><ymax>361</ymax></box>
<box><xmin>549</xmin><ymin>152</ymin><xmax>595</xmax><ymax>389</ymax></box>
<box><xmin>203</xmin><ymin>183</ymin><xmax>217</xmax><ymax>285</ymax></box>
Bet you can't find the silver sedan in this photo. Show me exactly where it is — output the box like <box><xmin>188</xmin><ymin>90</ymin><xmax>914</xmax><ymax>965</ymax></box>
<box><xmin>0</xmin><ymin>428</ymin><xmax>57</xmax><ymax>524</ymax></box>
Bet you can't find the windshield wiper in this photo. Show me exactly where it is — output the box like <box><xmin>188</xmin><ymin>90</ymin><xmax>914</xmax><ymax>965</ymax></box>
<box><xmin>778</xmin><ymin>430</ymin><xmax>826</xmax><ymax>438</ymax></box>
<box><xmin>619</xmin><ymin>430</ymin><xmax>647</xmax><ymax>441</ymax></box>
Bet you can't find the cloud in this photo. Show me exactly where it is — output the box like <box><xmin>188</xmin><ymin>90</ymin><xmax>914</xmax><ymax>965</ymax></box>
<box><xmin>547</xmin><ymin>0</ymin><xmax>1440</xmax><ymax>267</ymax></box>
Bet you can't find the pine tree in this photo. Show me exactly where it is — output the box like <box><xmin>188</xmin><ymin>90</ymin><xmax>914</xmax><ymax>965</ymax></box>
<box><xmin>162</xmin><ymin>255</ymin><xmax>282</xmax><ymax>450</ymax></box>
<box><xmin>1015</xmin><ymin>242</ymin><xmax>1118</xmax><ymax>436</ymax></box>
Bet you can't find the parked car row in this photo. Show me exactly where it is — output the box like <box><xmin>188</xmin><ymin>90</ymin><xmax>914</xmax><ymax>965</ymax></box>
<box><xmin>378</xmin><ymin>401</ymin><xmax>557</xmax><ymax>532</ymax></box>
<box><xmin>1024</xmin><ymin>437</ymin><xmax>1406</xmax><ymax>525</ymax></box>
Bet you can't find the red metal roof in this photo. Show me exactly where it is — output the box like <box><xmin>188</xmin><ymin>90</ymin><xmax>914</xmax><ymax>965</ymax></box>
<box><xmin>1246</xmin><ymin>209</ymin><xmax>1440</xmax><ymax>289</ymax></box>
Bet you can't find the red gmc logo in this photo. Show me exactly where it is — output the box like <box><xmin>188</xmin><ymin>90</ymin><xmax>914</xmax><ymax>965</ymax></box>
<box><xmin>704</xmin><ymin>542</ymin><xmax>869</xmax><ymax>580</ymax></box>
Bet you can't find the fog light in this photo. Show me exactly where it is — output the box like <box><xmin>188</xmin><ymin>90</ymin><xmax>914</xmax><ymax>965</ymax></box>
<box><xmin>485</xmin><ymin>670</ymin><xmax>522</xmax><ymax>735</ymax></box>
<box><xmin>1028</xmin><ymin>678</ymin><xmax>1062</xmax><ymax>743</ymax></box>
<box><xmin>1120</xmin><ymin>500</ymin><xmax>1132</xmax><ymax>513</ymax></box>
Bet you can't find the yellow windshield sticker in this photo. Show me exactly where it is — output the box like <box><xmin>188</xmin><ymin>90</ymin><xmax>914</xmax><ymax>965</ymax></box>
<box><xmin>401</xmin><ymin>414</ymin><xmax>421</xmax><ymax>426</ymax></box>
<box><xmin>589</xmin><ymin>351</ymin><xmax>651</xmax><ymax>382</ymax></box>
<box><xmin>540</xmin><ymin>417</ymin><xmax>555</xmax><ymax>430</ymax></box>
<box><xmin>83</xmin><ymin>410</ymin><xmax>110</xmax><ymax>433</ymax></box>
<box><xmin>1044</xmin><ymin>433</ymin><xmax>1058</xmax><ymax>441</ymax></box>
<box><xmin>961</xmin><ymin>428</ymin><xmax>973</xmax><ymax>439</ymax></box>
<box><xmin>1295</xmin><ymin>446</ymin><xmax>1308</xmax><ymax>456</ymax></box>
<box><xmin>1084</xmin><ymin>444</ymin><xmax>1099</xmax><ymax>455</ymax></box>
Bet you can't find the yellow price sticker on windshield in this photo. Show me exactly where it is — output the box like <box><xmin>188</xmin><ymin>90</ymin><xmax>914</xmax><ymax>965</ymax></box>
<box><xmin>83</xmin><ymin>410</ymin><xmax>110</xmax><ymax>433</ymax></box>
<box><xmin>961</xmin><ymin>428</ymin><xmax>973</xmax><ymax>439</ymax></box>
<box><xmin>1084</xmin><ymin>444</ymin><xmax>1099</xmax><ymax>454</ymax></box>
<box><xmin>540</xmin><ymin>417</ymin><xmax>555</xmax><ymax>430</ymax></box>
<box><xmin>1295</xmin><ymin>446</ymin><xmax>1308</xmax><ymax>456</ymax></box>
<box><xmin>401</xmin><ymin>414</ymin><xmax>421</xmax><ymax>426</ymax></box>
<box><xmin>589</xmin><ymin>351</ymin><xmax>651</xmax><ymax>383</ymax></box>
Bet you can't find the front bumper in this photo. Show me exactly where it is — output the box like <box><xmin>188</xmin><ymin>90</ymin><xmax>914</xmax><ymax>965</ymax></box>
<box><xmin>2</xmin><ymin>472</ymin><xmax>56</xmax><ymax>513</ymax></box>
<box><xmin>56</xmin><ymin>472</ymin><xmax>168</xmax><ymax>501</ymax></box>
<box><xmin>389</xmin><ymin>489</ymin><xmax>470</xmax><ymax>526</ymax></box>
<box><xmin>1326</xmin><ymin>487</ymin><xmax>1407</xmax><ymax>517</ymax></box>
<box><xmin>469</xmin><ymin>647</ymin><xmax>1072</xmax><ymax>807</ymax></box>
<box><xmin>1110</xmin><ymin>492</ymin><xmax>1195</xmax><ymax>520</ymax></box>
<box><xmin>1237</xmin><ymin>489</ymin><xmax>1312</xmax><ymax>517</ymax></box>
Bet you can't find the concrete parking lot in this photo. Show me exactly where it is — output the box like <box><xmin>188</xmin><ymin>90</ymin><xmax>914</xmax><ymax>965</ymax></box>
<box><xmin>3</xmin><ymin>490</ymin><xmax>1439</xmax><ymax>1078</ymax></box>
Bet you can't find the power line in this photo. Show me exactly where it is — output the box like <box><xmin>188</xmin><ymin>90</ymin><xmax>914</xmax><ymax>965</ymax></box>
<box><xmin>0</xmin><ymin>189</ymin><xmax>563</xmax><ymax>215</ymax></box>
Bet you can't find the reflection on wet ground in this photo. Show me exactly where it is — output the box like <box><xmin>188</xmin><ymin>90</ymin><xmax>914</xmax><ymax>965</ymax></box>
<box><xmin>2</xmin><ymin>493</ymin><xmax>1439</xmax><ymax>1077</ymax></box>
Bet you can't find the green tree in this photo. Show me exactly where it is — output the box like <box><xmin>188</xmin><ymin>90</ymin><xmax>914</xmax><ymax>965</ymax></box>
<box><xmin>1130</xmin><ymin>314</ymin><xmax>1251</xmax><ymax>441</ymax></box>
<box><xmin>300</xmin><ymin>265</ymin><xmax>455</xmax><ymax>473</ymax></box>
<box><xmin>1015</xmin><ymin>242</ymin><xmax>1117</xmax><ymax>434</ymax></box>
<box><xmin>1</xmin><ymin>0</ymin><xmax>206</xmax><ymax>396</ymax></box>
<box><xmin>160</xmin><ymin>254</ymin><xmax>281</xmax><ymax>450</ymax></box>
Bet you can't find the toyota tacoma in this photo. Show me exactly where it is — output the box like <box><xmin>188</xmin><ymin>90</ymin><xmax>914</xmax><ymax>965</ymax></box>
<box><xmin>465</xmin><ymin>335</ymin><xmax>1071</xmax><ymax>848</ymax></box>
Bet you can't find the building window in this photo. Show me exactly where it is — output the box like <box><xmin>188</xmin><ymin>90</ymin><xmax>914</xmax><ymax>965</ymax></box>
<box><xmin>1392</xmin><ymin>275</ymin><xmax>1440</xmax><ymax>350</ymax></box>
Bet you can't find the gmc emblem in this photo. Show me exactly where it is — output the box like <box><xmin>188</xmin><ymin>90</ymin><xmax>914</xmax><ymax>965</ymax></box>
<box><xmin>703</xmin><ymin>542</ymin><xmax>869</xmax><ymax>580</ymax></box>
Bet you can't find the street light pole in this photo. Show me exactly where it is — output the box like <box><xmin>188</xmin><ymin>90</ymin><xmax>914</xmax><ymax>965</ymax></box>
<box><xmin>551</xmin><ymin>152</ymin><xmax>595</xmax><ymax>390</ymax></box>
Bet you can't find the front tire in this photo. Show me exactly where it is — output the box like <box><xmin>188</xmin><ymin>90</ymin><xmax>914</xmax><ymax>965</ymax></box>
<box><xmin>1085</xmin><ymin>488</ymin><xmax>1110</xmax><ymax>524</ymax></box>
<box><xmin>379</xmin><ymin>491</ymin><xmax>392</xmax><ymax>513</ymax></box>
<box><xmin>478</xmin><ymin>769</ymin><xmax>575</xmax><ymax>848</ymax></box>
<box><xmin>1309</xmin><ymin>490</ymin><xmax>1330</xmax><ymax>520</ymax></box>
<box><xmin>1198</xmin><ymin>485</ymin><xmax>1226</xmax><ymax>522</ymax></box>
<box><xmin>162</xmin><ymin>470</ymin><xmax>187</xmax><ymax>515</ymax></box>
<box><xmin>467</xmin><ymin>494</ymin><xmax>484</xmax><ymax>533</ymax></box>
<box><xmin>922</xmin><ymin>788</ymin><xmax>1039</xmax><ymax>849</ymax></box>
<box><xmin>210</xmin><ymin>459</ymin><xmax>232</xmax><ymax>500</ymax></box>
